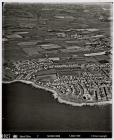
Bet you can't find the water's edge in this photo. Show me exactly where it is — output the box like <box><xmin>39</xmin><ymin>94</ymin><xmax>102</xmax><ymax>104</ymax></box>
<box><xmin>3</xmin><ymin>80</ymin><xmax>112</xmax><ymax>107</ymax></box>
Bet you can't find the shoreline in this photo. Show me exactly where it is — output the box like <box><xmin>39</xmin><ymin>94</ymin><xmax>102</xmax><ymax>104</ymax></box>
<box><xmin>3</xmin><ymin>80</ymin><xmax>112</xmax><ymax>107</ymax></box>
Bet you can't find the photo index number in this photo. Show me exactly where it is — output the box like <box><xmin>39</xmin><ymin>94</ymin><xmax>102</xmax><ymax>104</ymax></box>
<box><xmin>3</xmin><ymin>134</ymin><xmax>11</xmax><ymax>138</ymax></box>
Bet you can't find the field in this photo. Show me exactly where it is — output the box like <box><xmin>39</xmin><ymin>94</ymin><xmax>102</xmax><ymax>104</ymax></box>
<box><xmin>3</xmin><ymin>3</ymin><xmax>112</xmax><ymax>62</ymax></box>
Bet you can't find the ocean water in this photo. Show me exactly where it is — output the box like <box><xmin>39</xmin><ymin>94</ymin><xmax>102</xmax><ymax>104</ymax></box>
<box><xmin>2</xmin><ymin>82</ymin><xmax>112</xmax><ymax>132</ymax></box>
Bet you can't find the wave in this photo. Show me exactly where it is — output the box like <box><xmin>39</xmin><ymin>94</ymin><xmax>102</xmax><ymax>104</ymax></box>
<box><xmin>3</xmin><ymin>80</ymin><xmax>112</xmax><ymax>107</ymax></box>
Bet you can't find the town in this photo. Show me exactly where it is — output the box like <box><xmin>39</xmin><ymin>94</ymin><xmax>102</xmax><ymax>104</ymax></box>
<box><xmin>3</xmin><ymin>52</ymin><xmax>112</xmax><ymax>104</ymax></box>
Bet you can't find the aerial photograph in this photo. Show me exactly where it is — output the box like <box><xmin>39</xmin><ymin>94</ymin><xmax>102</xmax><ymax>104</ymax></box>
<box><xmin>2</xmin><ymin>2</ymin><xmax>112</xmax><ymax>138</ymax></box>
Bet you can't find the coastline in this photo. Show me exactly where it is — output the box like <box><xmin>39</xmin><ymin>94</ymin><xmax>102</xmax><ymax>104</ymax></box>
<box><xmin>3</xmin><ymin>80</ymin><xmax>112</xmax><ymax>107</ymax></box>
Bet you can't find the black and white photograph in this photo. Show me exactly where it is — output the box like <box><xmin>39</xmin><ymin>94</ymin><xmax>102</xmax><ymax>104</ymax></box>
<box><xmin>2</xmin><ymin>1</ymin><xmax>112</xmax><ymax>138</ymax></box>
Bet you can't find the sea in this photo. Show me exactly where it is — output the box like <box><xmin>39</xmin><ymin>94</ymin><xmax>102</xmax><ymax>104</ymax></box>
<box><xmin>2</xmin><ymin>82</ymin><xmax>112</xmax><ymax>132</ymax></box>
